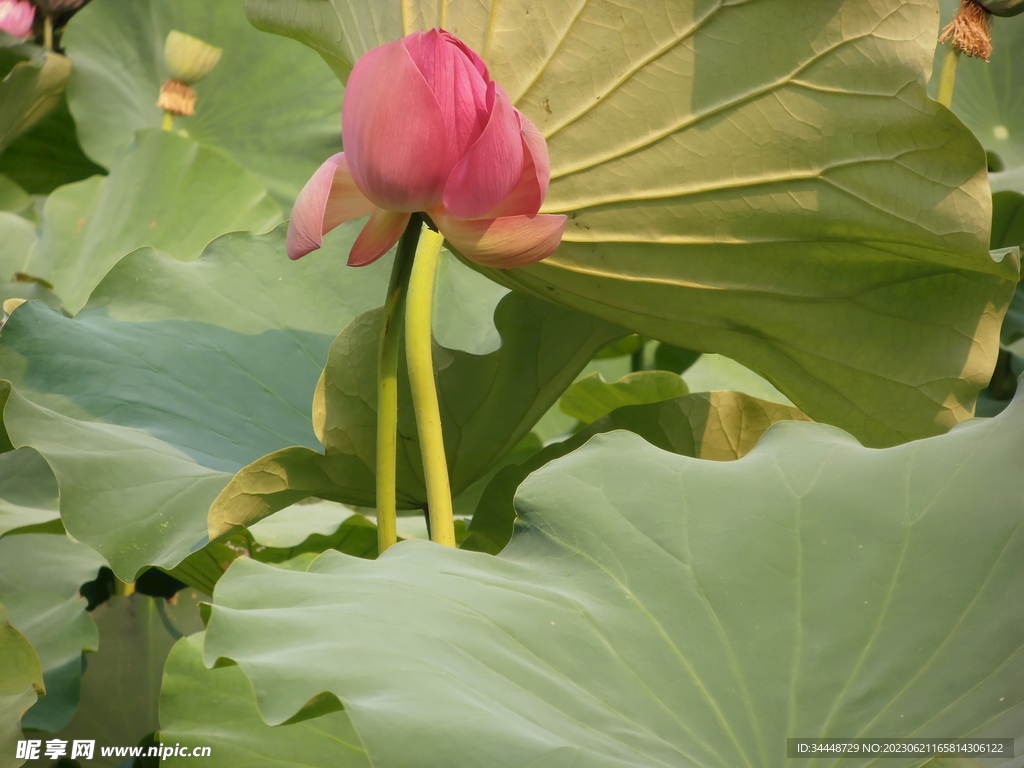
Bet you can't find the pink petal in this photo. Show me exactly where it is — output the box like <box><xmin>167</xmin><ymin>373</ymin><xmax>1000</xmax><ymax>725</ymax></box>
<box><xmin>443</xmin><ymin>30</ymin><xmax>490</xmax><ymax>82</ymax></box>
<box><xmin>0</xmin><ymin>0</ymin><xmax>34</xmax><ymax>38</ymax></box>
<box><xmin>519</xmin><ymin>113</ymin><xmax>551</xmax><ymax>204</ymax></box>
<box><xmin>348</xmin><ymin>209</ymin><xmax>411</xmax><ymax>267</ymax></box>
<box><xmin>343</xmin><ymin>38</ymin><xmax>451</xmax><ymax>211</ymax></box>
<box><xmin>403</xmin><ymin>30</ymin><xmax>489</xmax><ymax>161</ymax></box>
<box><xmin>433</xmin><ymin>210</ymin><xmax>567</xmax><ymax>268</ymax></box>
<box><xmin>287</xmin><ymin>153</ymin><xmax>376</xmax><ymax>260</ymax></box>
<box><xmin>486</xmin><ymin>112</ymin><xmax>550</xmax><ymax>218</ymax></box>
<box><xmin>443</xmin><ymin>83</ymin><xmax>525</xmax><ymax>219</ymax></box>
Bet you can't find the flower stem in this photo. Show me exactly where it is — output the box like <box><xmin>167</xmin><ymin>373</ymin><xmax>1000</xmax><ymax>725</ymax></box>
<box><xmin>630</xmin><ymin>344</ymin><xmax>645</xmax><ymax>372</ymax></box>
<box><xmin>43</xmin><ymin>15</ymin><xmax>53</xmax><ymax>50</ymax></box>
<box><xmin>162</xmin><ymin>111</ymin><xmax>174</xmax><ymax>131</ymax></box>
<box><xmin>404</xmin><ymin>221</ymin><xmax>455</xmax><ymax>547</ymax></box>
<box><xmin>936</xmin><ymin>46</ymin><xmax>961</xmax><ymax>108</ymax></box>
<box><xmin>375</xmin><ymin>218</ymin><xmax>418</xmax><ymax>554</ymax></box>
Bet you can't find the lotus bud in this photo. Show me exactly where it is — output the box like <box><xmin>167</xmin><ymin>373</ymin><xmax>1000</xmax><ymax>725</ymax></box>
<box><xmin>287</xmin><ymin>29</ymin><xmax>567</xmax><ymax>268</ymax></box>
<box><xmin>156</xmin><ymin>30</ymin><xmax>222</xmax><ymax>117</ymax></box>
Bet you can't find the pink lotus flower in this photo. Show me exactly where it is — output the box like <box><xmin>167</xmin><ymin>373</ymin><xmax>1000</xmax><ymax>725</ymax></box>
<box><xmin>287</xmin><ymin>29</ymin><xmax>566</xmax><ymax>268</ymax></box>
<box><xmin>0</xmin><ymin>0</ymin><xmax>34</xmax><ymax>38</ymax></box>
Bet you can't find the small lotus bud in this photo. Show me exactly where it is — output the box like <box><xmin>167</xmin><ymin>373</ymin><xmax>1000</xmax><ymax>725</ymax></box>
<box><xmin>976</xmin><ymin>0</ymin><xmax>1024</xmax><ymax>16</ymax></box>
<box><xmin>164</xmin><ymin>30</ymin><xmax>221</xmax><ymax>85</ymax></box>
<box><xmin>939</xmin><ymin>0</ymin><xmax>992</xmax><ymax>60</ymax></box>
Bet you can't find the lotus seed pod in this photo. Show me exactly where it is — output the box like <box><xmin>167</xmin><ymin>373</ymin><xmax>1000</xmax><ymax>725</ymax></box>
<box><xmin>164</xmin><ymin>30</ymin><xmax>222</xmax><ymax>85</ymax></box>
<box><xmin>156</xmin><ymin>79</ymin><xmax>197</xmax><ymax>116</ymax></box>
<box><xmin>939</xmin><ymin>0</ymin><xmax>993</xmax><ymax>60</ymax></box>
<box><xmin>977</xmin><ymin>0</ymin><xmax>1024</xmax><ymax>16</ymax></box>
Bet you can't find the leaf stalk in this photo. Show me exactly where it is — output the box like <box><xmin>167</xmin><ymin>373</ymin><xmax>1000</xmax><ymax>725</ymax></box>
<box><xmin>936</xmin><ymin>46</ymin><xmax>961</xmax><ymax>108</ymax></box>
<box><xmin>375</xmin><ymin>219</ymin><xmax>419</xmax><ymax>553</ymax></box>
<box><xmin>405</xmin><ymin>222</ymin><xmax>456</xmax><ymax>547</ymax></box>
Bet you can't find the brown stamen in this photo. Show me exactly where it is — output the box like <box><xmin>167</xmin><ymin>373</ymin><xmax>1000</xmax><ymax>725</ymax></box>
<box><xmin>156</xmin><ymin>79</ymin><xmax>197</xmax><ymax>117</ymax></box>
<box><xmin>939</xmin><ymin>0</ymin><xmax>993</xmax><ymax>61</ymax></box>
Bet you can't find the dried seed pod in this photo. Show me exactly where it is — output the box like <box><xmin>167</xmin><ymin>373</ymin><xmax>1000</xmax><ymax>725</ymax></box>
<box><xmin>939</xmin><ymin>0</ymin><xmax>993</xmax><ymax>60</ymax></box>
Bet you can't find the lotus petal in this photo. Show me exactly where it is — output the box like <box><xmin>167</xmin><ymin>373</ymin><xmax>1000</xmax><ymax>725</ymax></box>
<box><xmin>349</xmin><ymin>209</ymin><xmax>410</xmax><ymax>267</ymax></box>
<box><xmin>343</xmin><ymin>38</ymin><xmax>451</xmax><ymax>212</ymax></box>
<box><xmin>435</xmin><ymin>211</ymin><xmax>567</xmax><ymax>268</ymax></box>
<box><xmin>443</xmin><ymin>83</ymin><xmax>525</xmax><ymax>219</ymax></box>
<box><xmin>287</xmin><ymin>153</ymin><xmax>376</xmax><ymax>260</ymax></box>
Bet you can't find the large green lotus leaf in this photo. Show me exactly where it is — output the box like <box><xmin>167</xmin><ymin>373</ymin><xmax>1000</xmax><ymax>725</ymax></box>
<box><xmin>3</xmin><ymin>592</ymin><xmax>97</xmax><ymax>733</ymax></box>
<box><xmin>247</xmin><ymin>500</ymin><xmax>354</xmax><ymax>548</ymax></box>
<box><xmin>160</xmin><ymin>632</ymin><xmax>370</xmax><ymax>768</ymax></box>
<box><xmin>0</xmin><ymin>232</ymin><xmax>66</xmax><ymax>317</ymax></box>
<box><xmin>251</xmin><ymin>513</ymin><xmax>379</xmax><ymax>565</ymax></box>
<box><xmin>0</xmin><ymin>534</ymin><xmax>106</xmax><ymax>598</ymax></box>
<box><xmin>594</xmin><ymin>334</ymin><xmax>644</xmax><ymax>361</ymax></box>
<box><xmin>991</xmin><ymin>193</ymin><xmax>1024</xmax><ymax>345</ymax></box>
<box><xmin>63</xmin><ymin>0</ymin><xmax>343</xmax><ymax>206</ymax></box>
<box><xmin>431</xmin><ymin>249</ymin><xmax>507</xmax><ymax>355</ymax></box>
<box><xmin>0</xmin><ymin>448</ymin><xmax>58</xmax><ymax>536</ymax></box>
<box><xmin>935</xmin><ymin>0</ymin><xmax>1024</xmax><ymax>170</ymax></box>
<box><xmin>0</xmin><ymin>449</ymin><xmax>60</xmax><ymax>537</ymax></box>
<box><xmin>683</xmin><ymin>354</ymin><xmax>796</xmax><ymax>405</ymax></box>
<box><xmin>44</xmin><ymin>594</ymin><xmax>204</xmax><ymax>767</ymax></box>
<box><xmin>0</xmin><ymin>175</ymin><xmax>31</xmax><ymax>217</ymax></box>
<box><xmin>168</xmin><ymin>512</ymin><xmax>379</xmax><ymax>596</ymax></box>
<box><xmin>0</xmin><ymin>50</ymin><xmax>70</xmax><ymax>154</ymax></box>
<box><xmin>245</xmin><ymin>0</ymin><xmax>1009</xmax><ymax>448</ymax></box>
<box><xmin>465</xmin><ymin>390</ymin><xmax>811</xmax><ymax>554</ymax></box>
<box><xmin>537</xmin><ymin>351</ymin><xmax>788</xmax><ymax>445</ymax></box>
<box><xmin>23</xmin><ymin>129</ymin><xmax>281</xmax><ymax>314</ymax></box>
<box><xmin>208</xmin><ymin>293</ymin><xmax>623</xmax><ymax>534</ymax></box>
<box><xmin>0</xmin><ymin>600</ymin><xmax>41</xmax><ymax>768</ymax></box>
<box><xmin>0</xmin><ymin>203</ymin><xmax>83</xmax><ymax>314</ymax></box>
<box><xmin>559</xmin><ymin>370</ymin><xmax>689</xmax><ymax>424</ymax></box>
<box><xmin>0</xmin><ymin>96</ymin><xmax>106</xmax><ymax>195</ymax></box>
<box><xmin>0</xmin><ymin>223</ymin><xmax>395</xmax><ymax>579</ymax></box>
<box><xmin>204</xmin><ymin>386</ymin><xmax>1024</xmax><ymax>766</ymax></box>
<box><xmin>652</xmin><ymin>342</ymin><xmax>701</xmax><ymax>375</ymax></box>
<box><xmin>992</xmin><ymin>192</ymin><xmax>1024</xmax><ymax>251</ymax></box>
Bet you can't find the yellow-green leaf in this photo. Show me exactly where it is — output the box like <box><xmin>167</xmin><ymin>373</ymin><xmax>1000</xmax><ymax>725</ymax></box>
<box><xmin>247</xmin><ymin>0</ymin><xmax>1012</xmax><ymax>447</ymax></box>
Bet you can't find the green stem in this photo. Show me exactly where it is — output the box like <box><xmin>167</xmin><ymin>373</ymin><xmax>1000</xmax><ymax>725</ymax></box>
<box><xmin>162</xmin><ymin>111</ymin><xmax>174</xmax><ymax>131</ymax></box>
<box><xmin>42</xmin><ymin>15</ymin><xmax>53</xmax><ymax>50</ymax></box>
<box><xmin>375</xmin><ymin>218</ymin><xmax>419</xmax><ymax>554</ymax></box>
<box><xmin>404</xmin><ymin>221</ymin><xmax>455</xmax><ymax>547</ymax></box>
<box><xmin>630</xmin><ymin>344</ymin><xmax>645</xmax><ymax>372</ymax></box>
<box><xmin>936</xmin><ymin>46</ymin><xmax>960</xmax><ymax>108</ymax></box>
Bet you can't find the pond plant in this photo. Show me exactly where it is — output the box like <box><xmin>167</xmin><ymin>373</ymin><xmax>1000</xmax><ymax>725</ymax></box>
<box><xmin>0</xmin><ymin>0</ymin><xmax>1023</xmax><ymax>766</ymax></box>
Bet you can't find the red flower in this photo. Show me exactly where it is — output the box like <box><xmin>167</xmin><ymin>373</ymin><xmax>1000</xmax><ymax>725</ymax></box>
<box><xmin>288</xmin><ymin>29</ymin><xmax>566</xmax><ymax>268</ymax></box>
<box><xmin>0</xmin><ymin>0</ymin><xmax>34</xmax><ymax>39</ymax></box>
